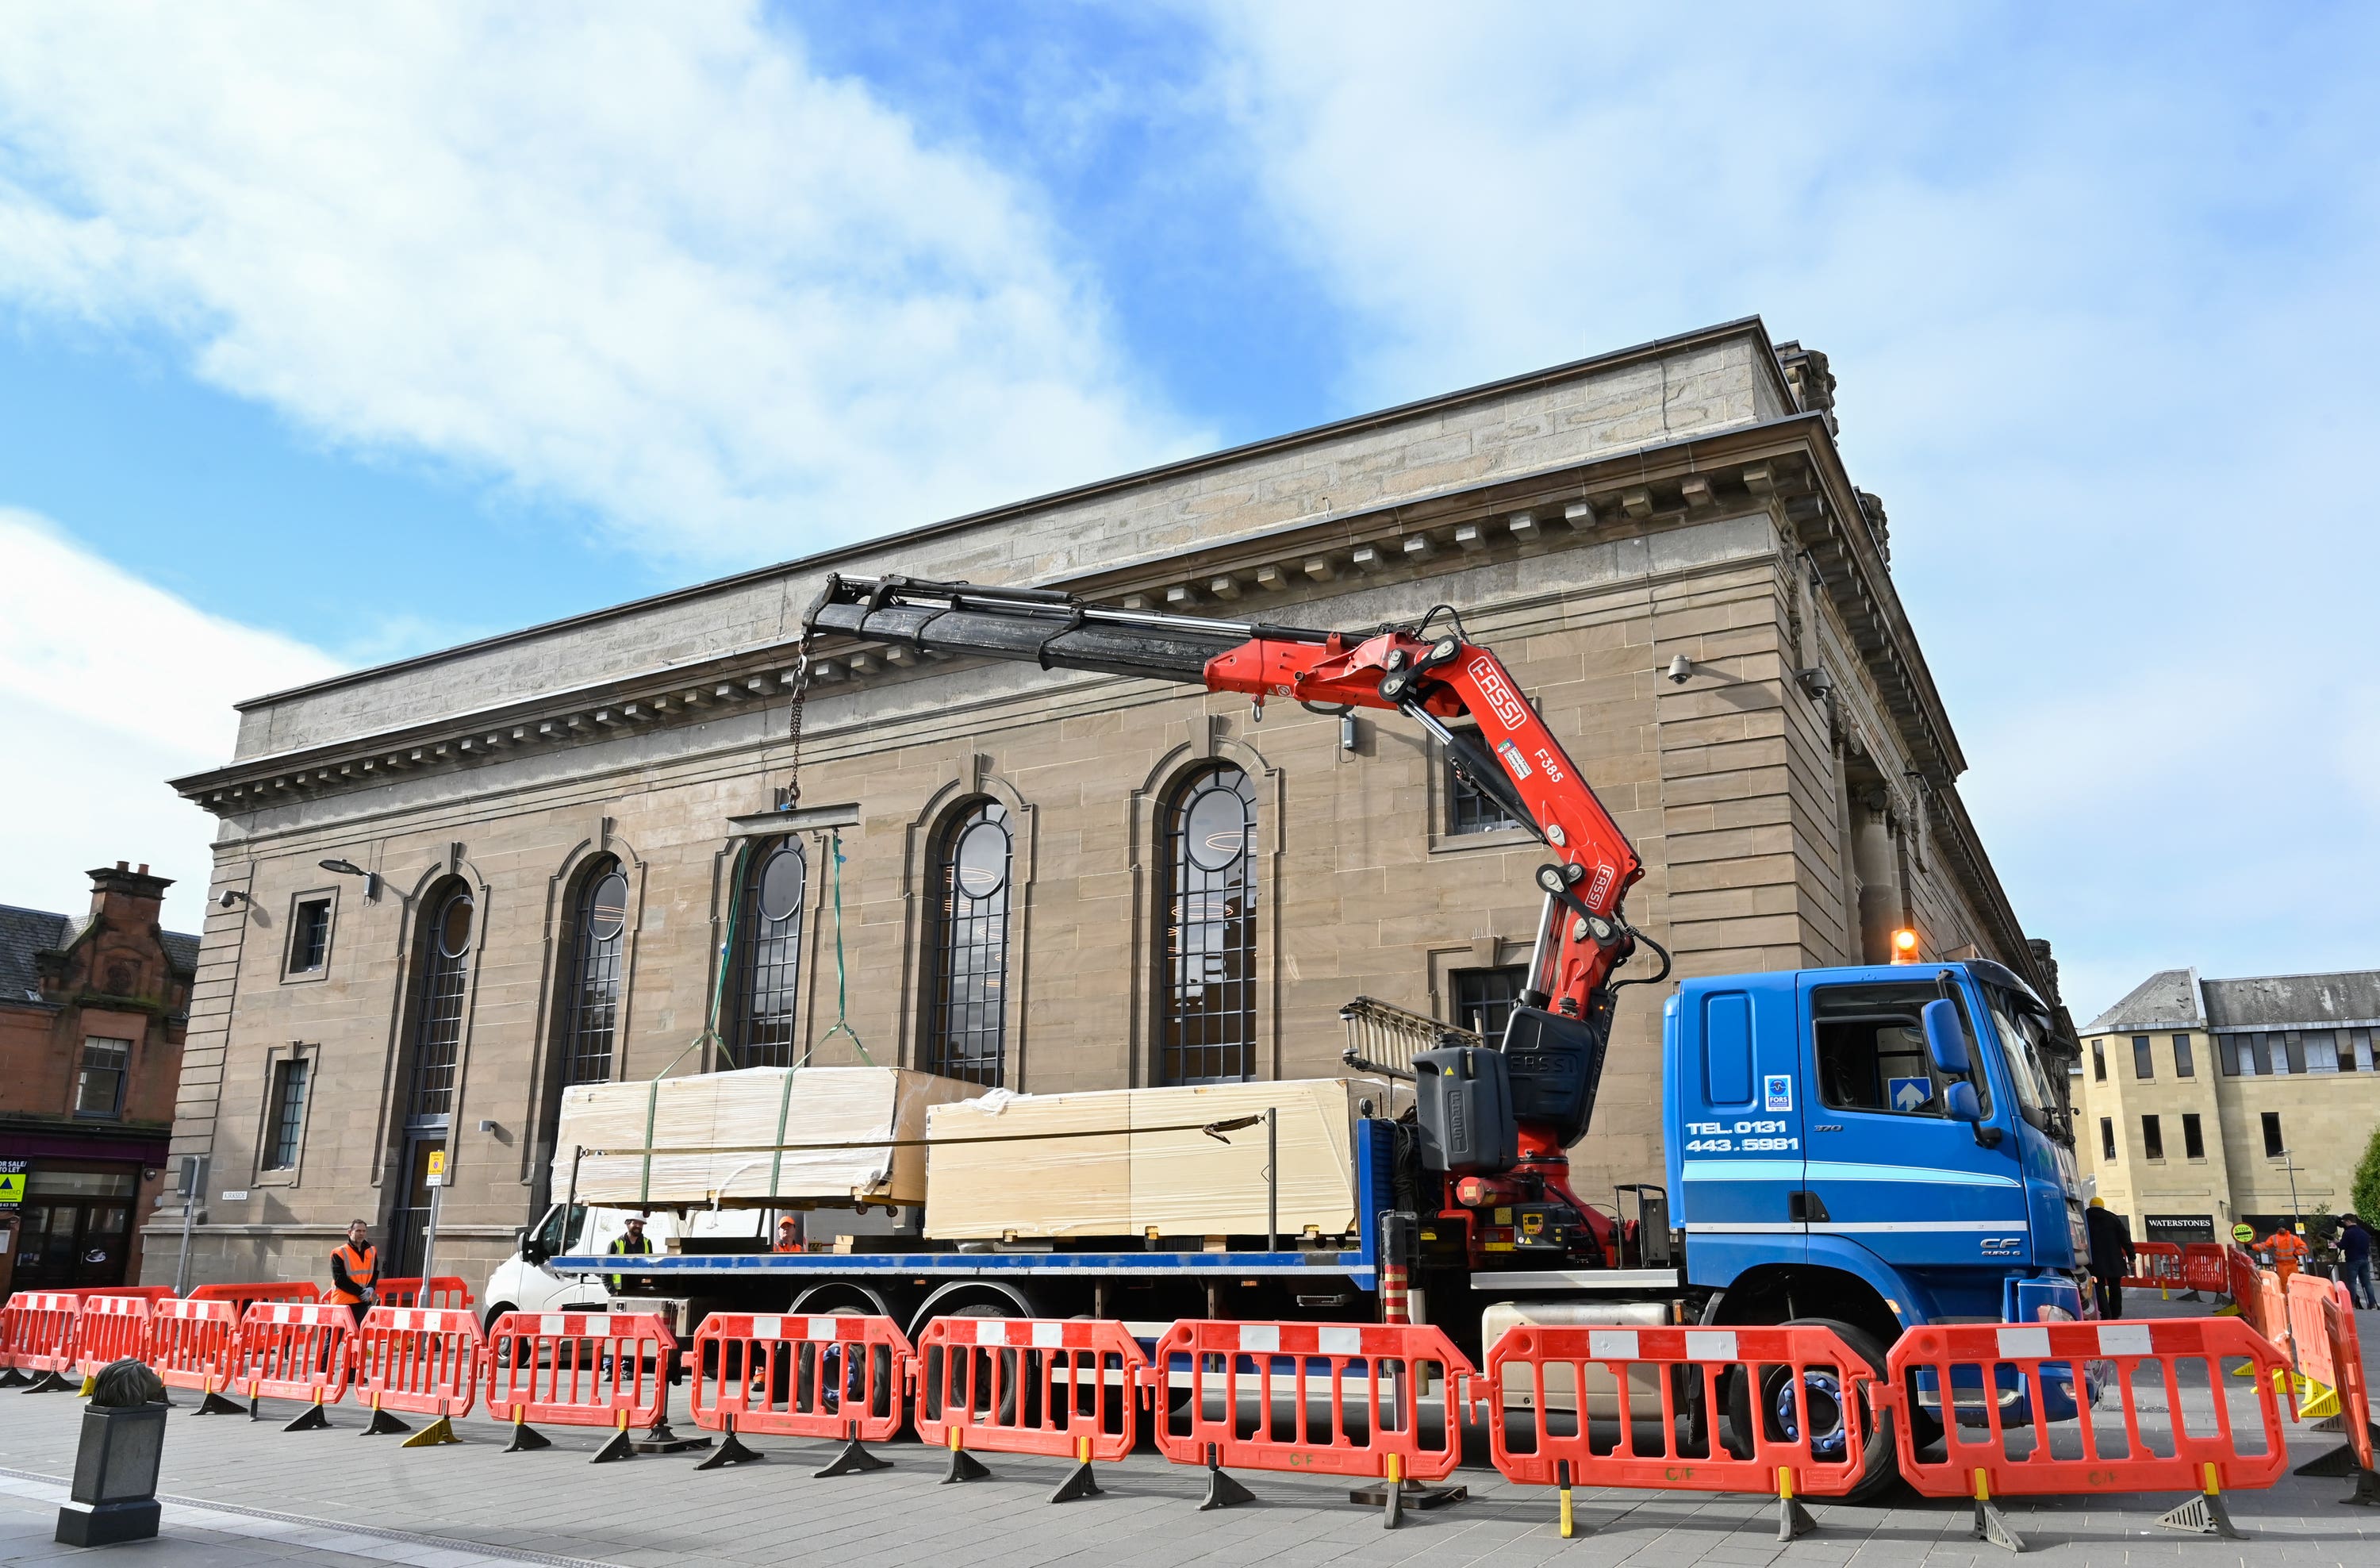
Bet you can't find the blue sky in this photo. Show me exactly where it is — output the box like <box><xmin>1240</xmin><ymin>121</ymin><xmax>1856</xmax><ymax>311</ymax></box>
<box><xmin>2</xmin><ymin>2</ymin><xmax>2374</xmax><ymax>1024</ymax></box>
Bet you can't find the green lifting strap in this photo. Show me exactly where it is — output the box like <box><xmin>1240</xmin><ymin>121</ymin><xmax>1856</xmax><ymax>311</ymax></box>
<box><xmin>812</xmin><ymin>829</ymin><xmax>873</xmax><ymax>1068</ymax></box>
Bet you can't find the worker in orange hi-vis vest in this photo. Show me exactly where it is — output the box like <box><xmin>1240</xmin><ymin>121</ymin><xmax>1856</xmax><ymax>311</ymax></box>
<box><xmin>2266</xmin><ymin>1224</ymin><xmax>2309</xmax><ymax>1289</ymax></box>
<box><xmin>327</xmin><ymin>1220</ymin><xmax>380</xmax><ymax>1325</ymax></box>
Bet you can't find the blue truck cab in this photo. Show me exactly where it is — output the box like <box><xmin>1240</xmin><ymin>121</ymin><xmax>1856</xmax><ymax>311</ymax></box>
<box><xmin>1664</xmin><ymin>959</ymin><xmax>2087</xmax><ymax>1344</ymax></box>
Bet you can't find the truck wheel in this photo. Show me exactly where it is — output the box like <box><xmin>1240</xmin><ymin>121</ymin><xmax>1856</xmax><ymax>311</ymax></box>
<box><xmin>1722</xmin><ymin>1317</ymin><xmax>1899</xmax><ymax>1504</ymax></box>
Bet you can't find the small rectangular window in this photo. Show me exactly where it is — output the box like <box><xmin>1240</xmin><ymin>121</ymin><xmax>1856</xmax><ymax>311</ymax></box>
<box><xmin>2171</xmin><ymin>1034</ymin><xmax>2194</xmax><ymax>1078</ymax></box>
<box><xmin>264</xmin><ymin>1057</ymin><xmax>310</xmax><ymax>1170</ymax></box>
<box><xmin>2132</xmin><ymin>1035</ymin><xmax>2153</xmax><ymax>1079</ymax></box>
<box><xmin>2221</xmin><ymin>1034</ymin><xmax>2247</xmax><ymax>1076</ymax></box>
<box><xmin>1444</xmin><ymin>728</ymin><xmax>1525</xmax><ymax>836</ymax></box>
<box><xmin>1453</xmin><ymin>966</ymin><xmax>1528</xmax><ymax>1043</ymax></box>
<box><xmin>2262</xmin><ymin>1111</ymin><xmax>2285</xmax><ymax>1159</ymax></box>
<box><xmin>2182</xmin><ymin>1113</ymin><xmax>2204</xmax><ymax>1160</ymax></box>
<box><xmin>74</xmin><ymin>1039</ymin><xmax>130</xmax><ymax>1119</ymax></box>
<box><xmin>2100</xmin><ymin>1116</ymin><xmax>2116</xmax><ymax>1162</ymax></box>
<box><xmin>287</xmin><ymin>897</ymin><xmax>332</xmax><ymax>974</ymax></box>
<box><xmin>2141</xmin><ymin>1114</ymin><xmax>2163</xmax><ymax>1161</ymax></box>
<box><xmin>2092</xmin><ymin>1041</ymin><xmax>2106</xmax><ymax>1082</ymax></box>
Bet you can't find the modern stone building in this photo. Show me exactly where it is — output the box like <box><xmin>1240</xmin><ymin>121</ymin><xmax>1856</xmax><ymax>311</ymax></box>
<box><xmin>2</xmin><ymin>863</ymin><xmax>197</xmax><ymax>1298</ymax></box>
<box><xmin>149</xmin><ymin>318</ymin><xmax>2071</xmax><ymax>1289</ymax></box>
<box><xmin>2075</xmin><ymin>967</ymin><xmax>2380</xmax><ymax>1243</ymax></box>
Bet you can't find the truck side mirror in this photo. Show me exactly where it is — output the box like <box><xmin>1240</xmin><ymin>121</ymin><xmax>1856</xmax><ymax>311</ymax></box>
<box><xmin>1921</xmin><ymin>999</ymin><xmax>1971</xmax><ymax>1076</ymax></box>
<box><xmin>1942</xmin><ymin>1080</ymin><xmax>1983</xmax><ymax>1124</ymax></box>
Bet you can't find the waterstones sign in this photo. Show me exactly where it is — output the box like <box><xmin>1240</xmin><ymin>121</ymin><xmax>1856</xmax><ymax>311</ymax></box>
<box><xmin>2144</xmin><ymin>1213</ymin><xmax>2217</xmax><ymax>1243</ymax></box>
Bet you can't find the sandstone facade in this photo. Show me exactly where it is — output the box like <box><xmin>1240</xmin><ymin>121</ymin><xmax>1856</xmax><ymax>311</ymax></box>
<box><xmin>149</xmin><ymin>320</ymin><xmax>2066</xmax><ymax>1289</ymax></box>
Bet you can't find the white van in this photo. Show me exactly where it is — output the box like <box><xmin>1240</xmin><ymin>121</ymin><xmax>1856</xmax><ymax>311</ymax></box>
<box><xmin>482</xmin><ymin>1204</ymin><xmax>764</xmax><ymax>1328</ymax></box>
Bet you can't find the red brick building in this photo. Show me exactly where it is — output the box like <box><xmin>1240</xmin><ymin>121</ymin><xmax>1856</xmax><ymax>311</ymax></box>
<box><xmin>0</xmin><ymin>863</ymin><xmax>196</xmax><ymax>1299</ymax></box>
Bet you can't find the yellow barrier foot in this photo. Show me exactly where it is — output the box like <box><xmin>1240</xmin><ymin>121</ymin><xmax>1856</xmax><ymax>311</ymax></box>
<box><xmin>693</xmin><ymin>1416</ymin><xmax>764</xmax><ymax>1472</ymax></box>
<box><xmin>501</xmin><ymin>1418</ymin><xmax>551</xmax><ymax>1454</ymax></box>
<box><xmin>399</xmin><ymin>1417</ymin><xmax>459</xmax><ymax>1448</ymax></box>
<box><xmin>362</xmin><ymin>1406</ymin><xmax>413</xmax><ymax>1437</ymax></box>
<box><xmin>282</xmin><ymin>1401</ymin><xmax>332</xmax><ymax>1432</ymax></box>
<box><xmin>193</xmin><ymin>1391</ymin><xmax>244</xmax><ymax>1417</ymax></box>
<box><xmin>814</xmin><ymin>1419</ymin><xmax>892</xmax><ymax>1478</ymax></box>
<box><xmin>1198</xmin><ymin>1446</ymin><xmax>1256</xmax><ymax>1512</ymax></box>
<box><xmin>2300</xmin><ymin>1382</ymin><xmax>2342</xmax><ymax>1420</ymax></box>
<box><xmin>77</xmin><ymin>1374</ymin><xmax>96</xmax><ymax>1398</ymax></box>
<box><xmin>1775</xmin><ymin>1468</ymin><xmax>1815</xmax><ymax>1543</ymax></box>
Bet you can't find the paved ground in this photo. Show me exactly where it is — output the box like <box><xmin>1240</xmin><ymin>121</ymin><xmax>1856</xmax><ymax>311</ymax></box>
<box><xmin>1</xmin><ymin>1296</ymin><xmax>2374</xmax><ymax>1567</ymax></box>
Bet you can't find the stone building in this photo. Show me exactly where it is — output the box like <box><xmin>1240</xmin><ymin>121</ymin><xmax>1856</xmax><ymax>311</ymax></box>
<box><xmin>2075</xmin><ymin>967</ymin><xmax>2380</xmax><ymax>1243</ymax></box>
<box><xmin>150</xmin><ymin>318</ymin><xmax>2071</xmax><ymax>1289</ymax></box>
<box><xmin>1</xmin><ymin>863</ymin><xmax>196</xmax><ymax>1297</ymax></box>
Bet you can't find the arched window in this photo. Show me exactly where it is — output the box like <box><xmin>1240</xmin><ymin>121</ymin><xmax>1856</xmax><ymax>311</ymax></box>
<box><xmin>557</xmin><ymin>857</ymin><xmax>628</xmax><ymax>1086</ymax></box>
<box><xmin>923</xmin><ymin>800</ymin><xmax>1012</xmax><ymax>1085</ymax></box>
<box><xmin>395</xmin><ymin>880</ymin><xmax>474</xmax><ymax>1272</ymax></box>
<box><xmin>1159</xmin><ymin>766</ymin><xmax>1257</xmax><ymax>1085</ymax></box>
<box><xmin>406</xmin><ymin>883</ymin><xmax>475</xmax><ymax>1120</ymax></box>
<box><xmin>725</xmin><ymin>836</ymin><xmax>805</xmax><ymax>1069</ymax></box>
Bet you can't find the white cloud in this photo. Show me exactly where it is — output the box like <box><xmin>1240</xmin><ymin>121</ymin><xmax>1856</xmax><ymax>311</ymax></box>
<box><xmin>1202</xmin><ymin>2</ymin><xmax>2380</xmax><ymax>1020</ymax></box>
<box><xmin>0</xmin><ymin>5</ymin><xmax>1204</xmax><ymax>567</ymax></box>
<box><xmin>0</xmin><ymin>510</ymin><xmax>341</xmax><ymax>932</ymax></box>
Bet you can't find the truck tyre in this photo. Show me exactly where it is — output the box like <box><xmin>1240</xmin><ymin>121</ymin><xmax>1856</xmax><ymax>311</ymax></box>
<box><xmin>1722</xmin><ymin>1316</ymin><xmax>1899</xmax><ymax>1504</ymax></box>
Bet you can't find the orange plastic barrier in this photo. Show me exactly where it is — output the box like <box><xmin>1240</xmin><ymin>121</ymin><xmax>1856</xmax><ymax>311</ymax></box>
<box><xmin>186</xmin><ymin>1281</ymin><xmax>321</xmax><ymax>1317</ymax></box>
<box><xmin>2287</xmin><ymin>1275</ymin><xmax>2378</xmax><ymax>1503</ymax></box>
<box><xmin>2182</xmin><ymin>1243</ymin><xmax>2228</xmax><ymax>1295</ymax></box>
<box><xmin>2226</xmin><ymin>1246</ymin><xmax>2260</xmax><ymax>1313</ymax></box>
<box><xmin>689</xmin><ymin>1312</ymin><xmax>912</xmax><ymax>1476</ymax></box>
<box><xmin>1488</xmin><ymin>1321</ymin><xmax>1877</xmax><ymax>1538</ymax></box>
<box><xmin>2255</xmin><ymin>1269</ymin><xmax>2292</xmax><ymax>1360</ymax></box>
<box><xmin>2125</xmin><ymin>1243</ymin><xmax>2185</xmax><ymax>1290</ymax></box>
<box><xmin>1153</xmin><ymin>1319</ymin><xmax>1472</xmax><ymax>1516</ymax></box>
<box><xmin>912</xmin><ymin>1317</ymin><xmax>1147</xmax><ymax>1499</ymax></box>
<box><xmin>351</xmin><ymin>1307</ymin><xmax>482</xmax><ymax>1444</ymax></box>
<box><xmin>377</xmin><ymin>1276</ymin><xmax>474</xmax><ymax>1311</ymax></box>
<box><xmin>1885</xmin><ymin>1316</ymin><xmax>2290</xmax><ymax>1543</ymax></box>
<box><xmin>232</xmin><ymin>1301</ymin><xmax>357</xmax><ymax>1429</ymax></box>
<box><xmin>83</xmin><ymin>1286</ymin><xmax>178</xmax><ymax>1305</ymax></box>
<box><xmin>152</xmin><ymin>1298</ymin><xmax>244</xmax><ymax>1411</ymax></box>
<box><xmin>1</xmin><ymin>1291</ymin><xmax>83</xmax><ymax>1389</ymax></box>
<box><xmin>484</xmin><ymin>1311</ymin><xmax>676</xmax><ymax>1462</ymax></box>
<box><xmin>74</xmin><ymin>1292</ymin><xmax>155</xmax><ymax>1378</ymax></box>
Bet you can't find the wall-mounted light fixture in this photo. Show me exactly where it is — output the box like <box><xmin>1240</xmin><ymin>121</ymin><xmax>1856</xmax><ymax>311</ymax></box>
<box><xmin>318</xmin><ymin>858</ymin><xmax>382</xmax><ymax>901</ymax></box>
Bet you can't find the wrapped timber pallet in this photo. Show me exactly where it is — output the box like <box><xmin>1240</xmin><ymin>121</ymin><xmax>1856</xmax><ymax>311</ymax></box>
<box><xmin>925</xmin><ymin>1079</ymin><xmax>1362</xmax><ymax>1240</ymax></box>
<box><xmin>555</xmin><ymin>1066</ymin><xmax>982</xmax><ymax>1207</ymax></box>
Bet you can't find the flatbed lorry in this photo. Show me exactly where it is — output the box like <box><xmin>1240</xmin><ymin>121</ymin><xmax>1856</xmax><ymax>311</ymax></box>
<box><xmin>516</xmin><ymin>575</ymin><xmax>2088</xmax><ymax>1497</ymax></box>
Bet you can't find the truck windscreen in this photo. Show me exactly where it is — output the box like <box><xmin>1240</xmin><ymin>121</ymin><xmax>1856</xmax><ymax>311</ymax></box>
<box><xmin>1983</xmin><ymin>990</ymin><xmax>2059</xmax><ymax>1131</ymax></box>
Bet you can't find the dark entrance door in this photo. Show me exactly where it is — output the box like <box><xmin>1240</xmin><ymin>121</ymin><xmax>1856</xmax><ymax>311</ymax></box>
<box><xmin>392</xmin><ymin>1135</ymin><xmax>447</xmax><ymax>1276</ymax></box>
<box><xmin>10</xmin><ymin>1166</ymin><xmax>136</xmax><ymax>1290</ymax></box>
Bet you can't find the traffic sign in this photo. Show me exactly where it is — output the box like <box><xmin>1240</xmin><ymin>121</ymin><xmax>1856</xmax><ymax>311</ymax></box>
<box><xmin>2232</xmin><ymin>1222</ymin><xmax>2255</xmax><ymax>1244</ymax></box>
<box><xmin>1887</xmin><ymin>1076</ymin><xmax>1933</xmax><ymax>1113</ymax></box>
<box><xmin>426</xmin><ymin>1150</ymin><xmax>446</xmax><ymax>1188</ymax></box>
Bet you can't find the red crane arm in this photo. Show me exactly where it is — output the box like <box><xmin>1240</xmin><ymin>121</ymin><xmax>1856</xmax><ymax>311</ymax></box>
<box><xmin>1203</xmin><ymin>628</ymin><xmax>1645</xmax><ymax>1015</ymax></box>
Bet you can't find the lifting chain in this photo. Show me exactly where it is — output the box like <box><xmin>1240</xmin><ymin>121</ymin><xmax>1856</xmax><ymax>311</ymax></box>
<box><xmin>781</xmin><ymin>632</ymin><xmax>814</xmax><ymax>808</ymax></box>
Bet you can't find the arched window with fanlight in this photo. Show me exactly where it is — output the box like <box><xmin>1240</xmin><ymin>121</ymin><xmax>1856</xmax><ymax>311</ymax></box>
<box><xmin>725</xmin><ymin>836</ymin><xmax>806</xmax><ymax>1069</ymax></box>
<box><xmin>923</xmin><ymin>800</ymin><xmax>1012</xmax><ymax>1085</ymax></box>
<box><xmin>393</xmin><ymin>878</ymin><xmax>474</xmax><ymax>1272</ymax></box>
<box><xmin>557</xmin><ymin>857</ymin><xmax>629</xmax><ymax>1086</ymax></box>
<box><xmin>1159</xmin><ymin>766</ymin><xmax>1257</xmax><ymax>1086</ymax></box>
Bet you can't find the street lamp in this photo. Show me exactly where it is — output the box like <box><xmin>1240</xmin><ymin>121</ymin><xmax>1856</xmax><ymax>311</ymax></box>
<box><xmin>2278</xmin><ymin>1146</ymin><xmax>2304</xmax><ymax>1238</ymax></box>
<box><xmin>318</xmin><ymin>858</ymin><xmax>382</xmax><ymax>901</ymax></box>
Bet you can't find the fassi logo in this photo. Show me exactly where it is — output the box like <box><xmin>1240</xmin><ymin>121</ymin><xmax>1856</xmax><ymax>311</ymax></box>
<box><xmin>1465</xmin><ymin>655</ymin><xmax>1530</xmax><ymax>729</ymax></box>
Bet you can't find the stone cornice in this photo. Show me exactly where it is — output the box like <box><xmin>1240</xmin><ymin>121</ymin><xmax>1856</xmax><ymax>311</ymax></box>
<box><xmin>171</xmin><ymin>412</ymin><xmax>1969</xmax><ymax>824</ymax></box>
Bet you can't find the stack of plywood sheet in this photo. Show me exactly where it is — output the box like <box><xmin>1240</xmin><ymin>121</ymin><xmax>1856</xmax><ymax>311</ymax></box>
<box><xmin>924</xmin><ymin>1078</ymin><xmax>1361</xmax><ymax>1240</ymax></box>
<box><xmin>555</xmin><ymin>1066</ymin><xmax>982</xmax><ymax>1208</ymax></box>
